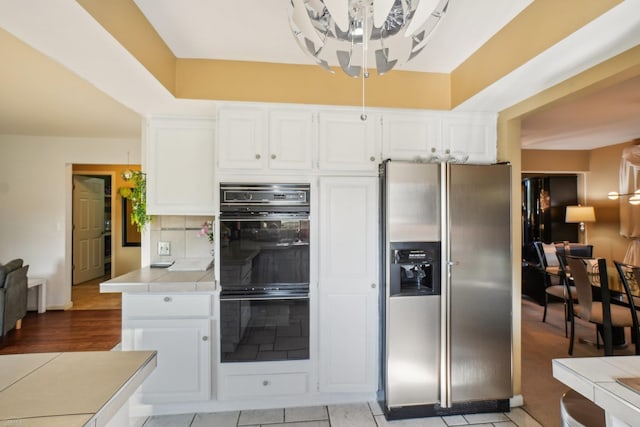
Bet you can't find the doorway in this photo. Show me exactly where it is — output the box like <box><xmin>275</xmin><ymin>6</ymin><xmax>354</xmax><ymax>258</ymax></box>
<box><xmin>72</xmin><ymin>172</ymin><xmax>115</xmax><ymax>310</ymax></box>
<box><xmin>70</xmin><ymin>164</ymin><xmax>142</xmax><ymax>309</ymax></box>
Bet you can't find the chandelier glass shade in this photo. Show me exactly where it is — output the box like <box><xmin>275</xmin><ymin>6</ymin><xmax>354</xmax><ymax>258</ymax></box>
<box><xmin>289</xmin><ymin>0</ymin><xmax>450</xmax><ymax>78</ymax></box>
<box><xmin>608</xmin><ymin>190</ymin><xmax>640</xmax><ymax>205</ymax></box>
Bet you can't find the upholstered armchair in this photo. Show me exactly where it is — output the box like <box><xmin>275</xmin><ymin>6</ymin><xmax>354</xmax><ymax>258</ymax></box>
<box><xmin>0</xmin><ymin>258</ymin><xmax>29</xmax><ymax>336</ymax></box>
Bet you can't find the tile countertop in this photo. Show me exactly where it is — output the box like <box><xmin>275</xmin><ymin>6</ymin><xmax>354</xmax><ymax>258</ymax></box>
<box><xmin>0</xmin><ymin>350</ymin><xmax>156</xmax><ymax>427</ymax></box>
<box><xmin>552</xmin><ymin>356</ymin><xmax>640</xmax><ymax>426</ymax></box>
<box><xmin>100</xmin><ymin>267</ymin><xmax>216</xmax><ymax>293</ymax></box>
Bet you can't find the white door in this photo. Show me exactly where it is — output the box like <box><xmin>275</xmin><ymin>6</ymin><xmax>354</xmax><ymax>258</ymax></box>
<box><xmin>318</xmin><ymin>177</ymin><xmax>379</xmax><ymax>393</ymax></box>
<box><xmin>73</xmin><ymin>176</ymin><xmax>105</xmax><ymax>284</ymax></box>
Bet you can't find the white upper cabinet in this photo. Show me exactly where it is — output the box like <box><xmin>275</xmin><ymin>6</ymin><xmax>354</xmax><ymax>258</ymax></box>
<box><xmin>318</xmin><ymin>112</ymin><xmax>380</xmax><ymax>172</ymax></box>
<box><xmin>146</xmin><ymin>116</ymin><xmax>215</xmax><ymax>215</ymax></box>
<box><xmin>216</xmin><ymin>105</ymin><xmax>496</xmax><ymax>175</ymax></box>
<box><xmin>441</xmin><ymin>112</ymin><xmax>497</xmax><ymax>164</ymax></box>
<box><xmin>217</xmin><ymin>107</ymin><xmax>314</xmax><ymax>171</ymax></box>
<box><xmin>217</xmin><ymin>108</ymin><xmax>265</xmax><ymax>170</ymax></box>
<box><xmin>381</xmin><ymin>111</ymin><xmax>497</xmax><ymax>164</ymax></box>
<box><xmin>268</xmin><ymin>110</ymin><xmax>314</xmax><ymax>170</ymax></box>
<box><xmin>381</xmin><ymin>112</ymin><xmax>442</xmax><ymax>161</ymax></box>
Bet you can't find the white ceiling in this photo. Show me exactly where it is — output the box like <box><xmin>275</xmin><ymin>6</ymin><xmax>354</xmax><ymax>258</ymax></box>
<box><xmin>0</xmin><ymin>0</ymin><xmax>638</xmax><ymax>149</ymax></box>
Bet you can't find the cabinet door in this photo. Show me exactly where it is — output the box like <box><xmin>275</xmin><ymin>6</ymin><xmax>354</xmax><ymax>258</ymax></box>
<box><xmin>218</xmin><ymin>108</ymin><xmax>265</xmax><ymax>169</ymax></box>
<box><xmin>146</xmin><ymin>117</ymin><xmax>215</xmax><ymax>214</ymax></box>
<box><xmin>382</xmin><ymin>112</ymin><xmax>442</xmax><ymax>161</ymax></box>
<box><xmin>268</xmin><ymin>110</ymin><xmax>314</xmax><ymax>170</ymax></box>
<box><xmin>125</xmin><ymin>318</ymin><xmax>211</xmax><ymax>403</ymax></box>
<box><xmin>318</xmin><ymin>177</ymin><xmax>379</xmax><ymax>392</ymax></box>
<box><xmin>318</xmin><ymin>112</ymin><xmax>379</xmax><ymax>171</ymax></box>
<box><xmin>442</xmin><ymin>113</ymin><xmax>497</xmax><ymax>164</ymax></box>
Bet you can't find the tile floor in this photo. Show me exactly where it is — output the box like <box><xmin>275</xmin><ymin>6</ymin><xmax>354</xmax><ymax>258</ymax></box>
<box><xmin>131</xmin><ymin>402</ymin><xmax>542</xmax><ymax>427</ymax></box>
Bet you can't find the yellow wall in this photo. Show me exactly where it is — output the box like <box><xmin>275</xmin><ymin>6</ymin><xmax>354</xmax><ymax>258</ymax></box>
<box><xmin>72</xmin><ymin>164</ymin><xmax>141</xmax><ymax>277</ymax></box>
<box><xmin>521</xmin><ymin>150</ymin><xmax>590</xmax><ymax>172</ymax></box>
<box><xmin>176</xmin><ymin>59</ymin><xmax>451</xmax><ymax>109</ymax></box>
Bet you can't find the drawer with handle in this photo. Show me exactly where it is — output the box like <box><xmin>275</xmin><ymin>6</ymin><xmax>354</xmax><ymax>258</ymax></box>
<box><xmin>221</xmin><ymin>372</ymin><xmax>308</xmax><ymax>399</ymax></box>
<box><xmin>124</xmin><ymin>293</ymin><xmax>212</xmax><ymax>318</ymax></box>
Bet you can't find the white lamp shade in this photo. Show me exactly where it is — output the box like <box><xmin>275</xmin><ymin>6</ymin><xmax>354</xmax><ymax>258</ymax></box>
<box><xmin>565</xmin><ymin>206</ymin><xmax>596</xmax><ymax>223</ymax></box>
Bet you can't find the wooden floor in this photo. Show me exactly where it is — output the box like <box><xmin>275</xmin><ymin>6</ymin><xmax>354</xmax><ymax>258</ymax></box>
<box><xmin>70</xmin><ymin>275</ymin><xmax>121</xmax><ymax>310</ymax></box>
<box><xmin>0</xmin><ymin>275</ymin><xmax>122</xmax><ymax>354</ymax></box>
<box><xmin>0</xmin><ymin>309</ymin><xmax>121</xmax><ymax>354</ymax></box>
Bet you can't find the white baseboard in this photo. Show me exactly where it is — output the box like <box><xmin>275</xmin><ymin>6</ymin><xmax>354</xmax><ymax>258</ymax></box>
<box><xmin>510</xmin><ymin>394</ymin><xmax>524</xmax><ymax>407</ymax></box>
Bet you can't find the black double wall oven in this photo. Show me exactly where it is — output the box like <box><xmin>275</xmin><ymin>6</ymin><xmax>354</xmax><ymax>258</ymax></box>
<box><xmin>219</xmin><ymin>183</ymin><xmax>310</xmax><ymax>363</ymax></box>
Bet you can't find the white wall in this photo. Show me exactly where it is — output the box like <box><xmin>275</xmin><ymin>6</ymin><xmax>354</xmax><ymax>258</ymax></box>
<box><xmin>0</xmin><ymin>134</ymin><xmax>141</xmax><ymax>309</ymax></box>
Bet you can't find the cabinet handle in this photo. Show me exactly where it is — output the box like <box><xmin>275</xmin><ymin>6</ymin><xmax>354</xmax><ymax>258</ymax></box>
<box><xmin>371</xmin><ymin>283</ymin><xmax>376</xmax><ymax>289</ymax></box>
<box><xmin>255</xmin><ymin>154</ymin><xmax>261</xmax><ymax>160</ymax></box>
<box><xmin>163</xmin><ymin>296</ymin><xmax>172</xmax><ymax>302</ymax></box>
<box><xmin>271</xmin><ymin>154</ymin><xmax>276</xmax><ymax>160</ymax></box>
<box><xmin>370</xmin><ymin>156</ymin><xmax>376</xmax><ymax>162</ymax></box>
<box><xmin>202</xmin><ymin>336</ymin><xmax>209</xmax><ymax>341</ymax></box>
<box><xmin>262</xmin><ymin>380</ymin><xmax>270</xmax><ymax>386</ymax></box>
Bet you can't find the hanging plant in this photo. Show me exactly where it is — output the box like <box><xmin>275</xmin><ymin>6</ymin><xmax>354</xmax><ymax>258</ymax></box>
<box><xmin>119</xmin><ymin>171</ymin><xmax>151</xmax><ymax>232</ymax></box>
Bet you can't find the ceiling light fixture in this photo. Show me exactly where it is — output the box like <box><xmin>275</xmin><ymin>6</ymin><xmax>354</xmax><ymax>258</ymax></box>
<box><xmin>607</xmin><ymin>190</ymin><xmax>640</xmax><ymax>205</ymax></box>
<box><xmin>289</xmin><ymin>0</ymin><xmax>449</xmax><ymax>120</ymax></box>
<box><xmin>121</xmin><ymin>151</ymin><xmax>133</xmax><ymax>181</ymax></box>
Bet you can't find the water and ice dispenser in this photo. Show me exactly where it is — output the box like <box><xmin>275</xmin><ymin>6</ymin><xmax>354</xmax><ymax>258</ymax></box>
<box><xmin>389</xmin><ymin>242</ymin><xmax>440</xmax><ymax>296</ymax></box>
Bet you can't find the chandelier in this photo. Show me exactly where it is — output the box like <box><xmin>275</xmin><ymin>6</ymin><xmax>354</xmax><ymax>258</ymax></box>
<box><xmin>608</xmin><ymin>190</ymin><xmax>640</xmax><ymax>205</ymax></box>
<box><xmin>289</xmin><ymin>0</ymin><xmax>450</xmax><ymax>78</ymax></box>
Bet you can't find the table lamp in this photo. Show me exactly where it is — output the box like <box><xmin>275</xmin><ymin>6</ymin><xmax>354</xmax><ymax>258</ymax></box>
<box><xmin>565</xmin><ymin>205</ymin><xmax>596</xmax><ymax>232</ymax></box>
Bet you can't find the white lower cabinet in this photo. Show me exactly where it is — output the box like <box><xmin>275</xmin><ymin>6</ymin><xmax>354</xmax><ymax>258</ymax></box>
<box><xmin>121</xmin><ymin>294</ymin><xmax>213</xmax><ymax>404</ymax></box>
<box><xmin>318</xmin><ymin>177</ymin><xmax>379</xmax><ymax>393</ymax></box>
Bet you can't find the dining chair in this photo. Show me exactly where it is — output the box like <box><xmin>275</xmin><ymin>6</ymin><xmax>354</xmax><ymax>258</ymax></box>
<box><xmin>613</xmin><ymin>261</ymin><xmax>640</xmax><ymax>355</ymax></box>
<box><xmin>533</xmin><ymin>241</ymin><xmax>575</xmax><ymax>336</ymax></box>
<box><xmin>563</xmin><ymin>256</ymin><xmax>633</xmax><ymax>356</ymax></box>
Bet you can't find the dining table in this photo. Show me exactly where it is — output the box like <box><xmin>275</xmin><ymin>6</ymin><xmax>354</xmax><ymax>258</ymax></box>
<box><xmin>553</xmin><ymin>355</ymin><xmax>640</xmax><ymax>427</ymax></box>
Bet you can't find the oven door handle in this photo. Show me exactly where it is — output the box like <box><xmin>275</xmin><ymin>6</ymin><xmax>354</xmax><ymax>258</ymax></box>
<box><xmin>220</xmin><ymin>215</ymin><xmax>310</xmax><ymax>221</ymax></box>
<box><xmin>220</xmin><ymin>295</ymin><xmax>309</xmax><ymax>301</ymax></box>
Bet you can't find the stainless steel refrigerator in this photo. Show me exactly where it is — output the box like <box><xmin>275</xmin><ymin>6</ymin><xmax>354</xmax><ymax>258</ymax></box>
<box><xmin>379</xmin><ymin>160</ymin><xmax>512</xmax><ymax>419</ymax></box>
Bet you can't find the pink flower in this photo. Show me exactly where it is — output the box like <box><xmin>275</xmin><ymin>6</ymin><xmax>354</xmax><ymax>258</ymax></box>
<box><xmin>197</xmin><ymin>220</ymin><xmax>214</xmax><ymax>243</ymax></box>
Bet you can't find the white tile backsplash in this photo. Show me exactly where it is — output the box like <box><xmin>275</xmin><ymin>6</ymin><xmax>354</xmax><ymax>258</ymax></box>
<box><xmin>161</xmin><ymin>215</ymin><xmax>186</xmax><ymax>229</ymax></box>
<box><xmin>150</xmin><ymin>215</ymin><xmax>214</xmax><ymax>262</ymax></box>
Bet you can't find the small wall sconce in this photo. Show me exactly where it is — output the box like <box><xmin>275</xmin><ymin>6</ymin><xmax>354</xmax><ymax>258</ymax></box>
<box><xmin>566</xmin><ymin>205</ymin><xmax>596</xmax><ymax>232</ymax></box>
<box><xmin>607</xmin><ymin>190</ymin><xmax>640</xmax><ymax>205</ymax></box>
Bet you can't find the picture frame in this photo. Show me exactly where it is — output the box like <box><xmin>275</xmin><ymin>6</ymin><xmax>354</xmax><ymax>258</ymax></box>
<box><xmin>122</xmin><ymin>197</ymin><xmax>141</xmax><ymax>247</ymax></box>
